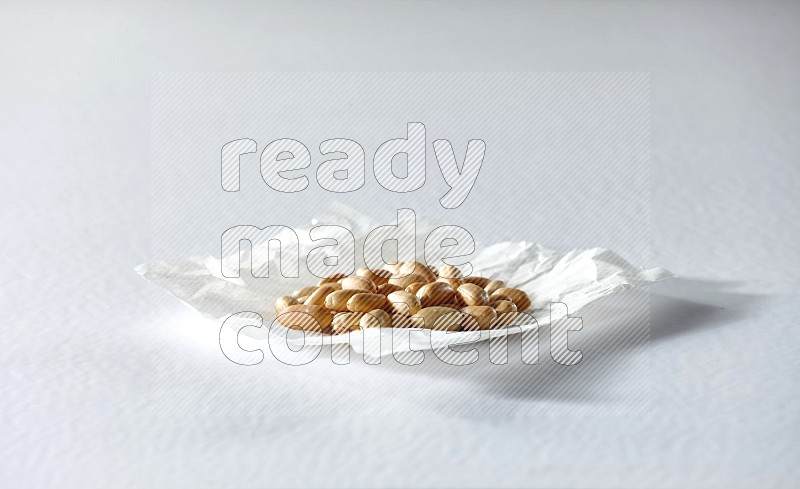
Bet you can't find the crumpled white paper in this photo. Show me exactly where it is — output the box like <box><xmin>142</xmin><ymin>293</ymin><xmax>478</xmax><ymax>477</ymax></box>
<box><xmin>136</xmin><ymin>203</ymin><xmax>673</xmax><ymax>358</ymax></box>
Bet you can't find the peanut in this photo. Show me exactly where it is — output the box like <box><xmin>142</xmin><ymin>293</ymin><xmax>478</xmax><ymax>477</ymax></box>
<box><xmin>435</xmin><ymin>277</ymin><xmax>463</xmax><ymax>290</ymax></box>
<box><xmin>462</xmin><ymin>276</ymin><xmax>491</xmax><ymax>288</ymax></box>
<box><xmin>460</xmin><ymin>305</ymin><xmax>497</xmax><ymax>330</ymax></box>
<box><xmin>304</xmin><ymin>284</ymin><xmax>336</xmax><ymax>306</ymax></box>
<box><xmin>387</xmin><ymin>290</ymin><xmax>422</xmax><ymax>316</ymax></box>
<box><xmin>324</xmin><ymin>289</ymin><xmax>363</xmax><ymax>312</ymax></box>
<box><xmin>412</xmin><ymin>306</ymin><xmax>463</xmax><ymax>331</ymax></box>
<box><xmin>383</xmin><ymin>260</ymin><xmax>403</xmax><ymax>275</ymax></box>
<box><xmin>456</xmin><ymin>283</ymin><xmax>490</xmax><ymax>306</ymax></box>
<box><xmin>491</xmin><ymin>287</ymin><xmax>532</xmax><ymax>312</ymax></box>
<box><xmin>347</xmin><ymin>293</ymin><xmax>391</xmax><ymax>313</ymax></box>
<box><xmin>331</xmin><ymin>312</ymin><xmax>364</xmax><ymax>334</ymax></box>
<box><xmin>389</xmin><ymin>273</ymin><xmax>428</xmax><ymax>289</ymax></box>
<box><xmin>341</xmin><ymin>275</ymin><xmax>377</xmax><ymax>293</ymax></box>
<box><xmin>398</xmin><ymin>261</ymin><xmax>437</xmax><ymax>282</ymax></box>
<box><xmin>437</xmin><ymin>263</ymin><xmax>463</xmax><ymax>279</ymax></box>
<box><xmin>484</xmin><ymin>279</ymin><xmax>505</xmax><ymax>295</ymax></box>
<box><xmin>360</xmin><ymin>309</ymin><xmax>392</xmax><ymax>328</ymax></box>
<box><xmin>276</xmin><ymin>304</ymin><xmax>332</xmax><ymax>331</ymax></box>
<box><xmin>377</xmin><ymin>283</ymin><xmax>403</xmax><ymax>296</ymax></box>
<box><xmin>356</xmin><ymin>267</ymin><xmax>392</xmax><ymax>286</ymax></box>
<box><xmin>488</xmin><ymin>292</ymin><xmax>513</xmax><ymax>304</ymax></box>
<box><xmin>275</xmin><ymin>295</ymin><xmax>299</xmax><ymax>314</ymax></box>
<box><xmin>405</xmin><ymin>281</ymin><xmax>428</xmax><ymax>295</ymax></box>
<box><xmin>417</xmin><ymin>281</ymin><xmax>456</xmax><ymax>308</ymax></box>
<box><xmin>490</xmin><ymin>299</ymin><xmax>517</xmax><ymax>314</ymax></box>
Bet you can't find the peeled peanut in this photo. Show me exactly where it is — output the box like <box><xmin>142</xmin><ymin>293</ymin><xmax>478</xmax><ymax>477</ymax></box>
<box><xmin>484</xmin><ymin>280</ymin><xmax>505</xmax><ymax>296</ymax></box>
<box><xmin>276</xmin><ymin>304</ymin><xmax>332</xmax><ymax>331</ymax></box>
<box><xmin>397</xmin><ymin>261</ymin><xmax>437</xmax><ymax>282</ymax></box>
<box><xmin>405</xmin><ymin>281</ymin><xmax>427</xmax><ymax>295</ymax></box>
<box><xmin>490</xmin><ymin>299</ymin><xmax>517</xmax><ymax>314</ymax></box>
<box><xmin>436</xmin><ymin>277</ymin><xmax>463</xmax><ymax>290</ymax></box>
<box><xmin>304</xmin><ymin>285</ymin><xmax>336</xmax><ymax>306</ymax></box>
<box><xmin>360</xmin><ymin>309</ymin><xmax>392</xmax><ymax>328</ymax></box>
<box><xmin>389</xmin><ymin>273</ymin><xmax>428</xmax><ymax>289</ymax></box>
<box><xmin>292</xmin><ymin>285</ymin><xmax>318</xmax><ymax>298</ymax></box>
<box><xmin>456</xmin><ymin>283</ymin><xmax>490</xmax><ymax>306</ymax></box>
<box><xmin>318</xmin><ymin>274</ymin><xmax>347</xmax><ymax>286</ymax></box>
<box><xmin>460</xmin><ymin>305</ymin><xmax>497</xmax><ymax>330</ymax></box>
<box><xmin>341</xmin><ymin>275</ymin><xmax>377</xmax><ymax>293</ymax></box>
<box><xmin>462</xmin><ymin>276</ymin><xmax>491</xmax><ymax>288</ymax></box>
<box><xmin>417</xmin><ymin>281</ymin><xmax>456</xmax><ymax>308</ymax></box>
<box><xmin>377</xmin><ymin>283</ymin><xmax>403</xmax><ymax>296</ymax></box>
<box><xmin>383</xmin><ymin>260</ymin><xmax>403</xmax><ymax>274</ymax></box>
<box><xmin>387</xmin><ymin>290</ymin><xmax>422</xmax><ymax>316</ymax></box>
<box><xmin>437</xmin><ymin>263</ymin><xmax>463</xmax><ymax>279</ymax></box>
<box><xmin>412</xmin><ymin>306</ymin><xmax>463</xmax><ymax>331</ymax></box>
<box><xmin>332</xmin><ymin>312</ymin><xmax>364</xmax><ymax>334</ymax></box>
<box><xmin>324</xmin><ymin>289</ymin><xmax>363</xmax><ymax>312</ymax></box>
<box><xmin>491</xmin><ymin>287</ymin><xmax>532</xmax><ymax>311</ymax></box>
<box><xmin>356</xmin><ymin>267</ymin><xmax>392</xmax><ymax>286</ymax></box>
<box><xmin>275</xmin><ymin>295</ymin><xmax>299</xmax><ymax>314</ymax></box>
<box><xmin>347</xmin><ymin>293</ymin><xmax>391</xmax><ymax>313</ymax></box>
<box><xmin>488</xmin><ymin>293</ymin><xmax>513</xmax><ymax>304</ymax></box>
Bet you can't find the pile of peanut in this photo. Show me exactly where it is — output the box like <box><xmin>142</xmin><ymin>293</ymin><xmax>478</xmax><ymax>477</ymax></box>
<box><xmin>274</xmin><ymin>262</ymin><xmax>532</xmax><ymax>335</ymax></box>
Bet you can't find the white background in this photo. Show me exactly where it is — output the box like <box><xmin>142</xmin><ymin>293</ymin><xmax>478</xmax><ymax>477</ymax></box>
<box><xmin>2</xmin><ymin>1</ymin><xmax>799</xmax><ymax>488</ymax></box>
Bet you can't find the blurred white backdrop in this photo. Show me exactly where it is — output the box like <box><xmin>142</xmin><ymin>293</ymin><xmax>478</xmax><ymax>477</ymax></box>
<box><xmin>1</xmin><ymin>1</ymin><xmax>799</xmax><ymax>488</ymax></box>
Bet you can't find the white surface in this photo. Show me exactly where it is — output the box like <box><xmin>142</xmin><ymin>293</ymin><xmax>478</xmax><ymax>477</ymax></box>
<box><xmin>2</xmin><ymin>1</ymin><xmax>799</xmax><ymax>488</ymax></box>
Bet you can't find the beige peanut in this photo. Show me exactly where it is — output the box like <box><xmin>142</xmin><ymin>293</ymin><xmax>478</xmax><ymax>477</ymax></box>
<box><xmin>377</xmin><ymin>283</ymin><xmax>403</xmax><ymax>296</ymax></box>
<box><xmin>405</xmin><ymin>281</ymin><xmax>427</xmax><ymax>295</ymax></box>
<box><xmin>275</xmin><ymin>295</ymin><xmax>299</xmax><ymax>314</ymax></box>
<box><xmin>491</xmin><ymin>287</ymin><xmax>532</xmax><ymax>311</ymax></box>
<box><xmin>356</xmin><ymin>267</ymin><xmax>392</xmax><ymax>286</ymax></box>
<box><xmin>304</xmin><ymin>284</ymin><xmax>336</xmax><ymax>306</ymax></box>
<box><xmin>412</xmin><ymin>306</ymin><xmax>463</xmax><ymax>331</ymax></box>
<box><xmin>347</xmin><ymin>293</ymin><xmax>391</xmax><ymax>313</ymax></box>
<box><xmin>417</xmin><ymin>281</ymin><xmax>456</xmax><ymax>308</ymax></box>
<box><xmin>456</xmin><ymin>283</ymin><xmax>490</xmax><ymax>306</ymax></box>
<box><xmin>388</xmin><ymin>273</ymin><xmax>428</xmax><ymax>289</ymax></box>
<box><xmin>276</xmin><ymin>304</ymin><xmax>332</xmax><ymax>331</ymax></box>
<box><xmin>437</xmin><ymin>263</ymin><xmax>463</xmax><ymax>279</ymax></box>
<box><xmin>436</xmin><ymin>277</ymin><xmax>463</xmax><ymax>290</ymax></box>
<box><xmin>397</xmin><ymin>261</ymin><xmax>438</xmax><ymax>282</ymax></box>
<box><xmin>460</xmin><ymin>305</ymin><xmax>497</xmax><ymax>330</ymax></box>
<box><xmin>387</xmin><ymin>290</ymin><xmax>422</xmax><ymax>316</ymax></box>
<box><xmin>360</xmin><ymin>309</ymin><xmax>392</xmax><ymax>328</ymax></box>
<box><xmin>484</xmin><ymin>279</ymin><xmax>506</xmax><ymax>295</ymax></box>
<box><xmin>462</xmin><ymin>276</ymin><xmax>491</xmax><ymax>288</ymax></box>
<box><xmin>324</xmin><ymin>289</ymin><xmax>363</xmax><ymax>312</ymax></box>
<box><xmin>490</xmin><ymin>299</ymin><xmax>517</xmax><ymax>314</ymax></box>
<box><xmin>341</xmin><ymin>275</ymin><xmax>377</xmax><ymax>293</ymax></box>
<box><xmin>331</xmin><ymin>312</ymin><xmax>364</xmax><ymax>334</ymax></box>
